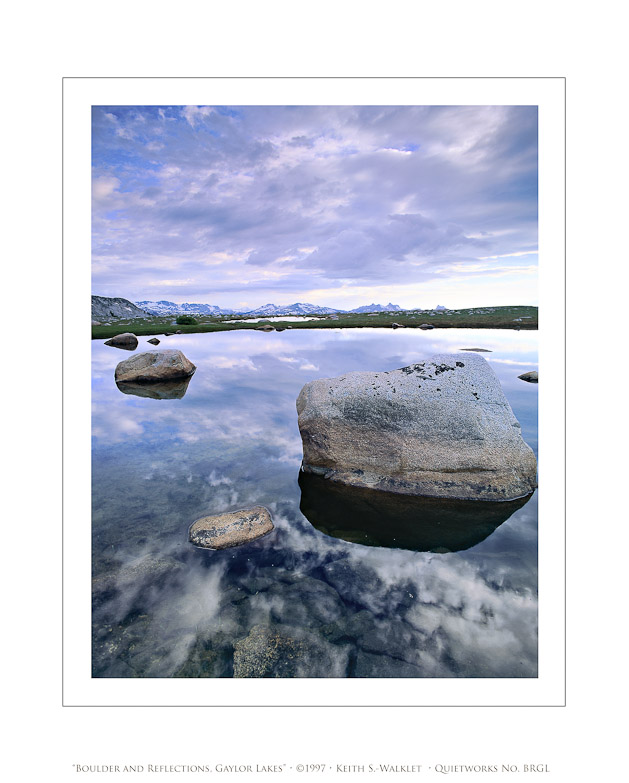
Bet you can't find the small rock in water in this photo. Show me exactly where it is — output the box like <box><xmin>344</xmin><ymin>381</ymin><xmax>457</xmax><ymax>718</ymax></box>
<box><xmin>189</xmin><ymin>506</ymin><xmax>274</xmax><ymax>549</ymax></box>
<box><xmin>104</xmin><ymin>332</ymin><xmax>138</xmax><ymax>350</ymax></box>
<box><xmin>460</xmin><ymin>348</ymin><xmax>492</xmax><ymax>352</ymax></box>
<box><xmin>147</xmin><ymin>337</ymin><xmax>160</xmax><ymax>345</ymax></box>
<box><xmin>391</xmin><ymin>323</ymin><xmax>405</xmax><ymax>329</ymax></box>
<box><xmin>418</xmin><ymin>324</ymin><xmax>434</xmax><ymax>330</ymax></box>
<box><xmin>255</xmin><ymin>324</ymin><xmax>275</xmax><ymax>332</ymax></box>
<box><xmin>518</xmin><ymin>371</ymin><xmax>538</xmax><ymax>383</ymax></box>
<box><xmin>114</xmin><ymin>349</ymin><xmax>196</xmax><ymax>383</ymax></box>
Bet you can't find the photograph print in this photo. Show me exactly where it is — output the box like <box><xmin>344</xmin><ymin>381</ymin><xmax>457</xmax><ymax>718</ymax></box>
<box><xmin>91</xmin><ymin>104</ymin><xmax>539</xmax><ymax>680</ymax></box>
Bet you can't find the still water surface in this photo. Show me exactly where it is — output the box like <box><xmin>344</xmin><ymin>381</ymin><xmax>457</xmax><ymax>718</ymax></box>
<box><xmin>92</xmin><ymin>328</ymin><xmax>538</xmax><ymax>678</ymax></box>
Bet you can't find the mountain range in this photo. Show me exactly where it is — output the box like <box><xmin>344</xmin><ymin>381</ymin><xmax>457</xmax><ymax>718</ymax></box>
<box><xmin>134</xmin><ymin>300</ymin><xmax>407</xmax><ymax>316</ymax></box>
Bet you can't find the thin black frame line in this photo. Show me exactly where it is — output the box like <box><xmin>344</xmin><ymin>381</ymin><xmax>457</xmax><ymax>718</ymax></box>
<box><xmin>61</xmin><ymin>75</ymin><xmax>65</xmax><ymax>707</ymax></box>
<box><xmin>563</xmin><ymin>75</ymin><xmax>567</xmax><ymax>707</ymax></box>
<box><xmin>66</xmin><ymin>704</ymin><xmax>565</xmax><ymax>708</ymax></box>
<box><xmin>63</xmin><ymin>76</ymin><xmax>566</xmax><ymax>80</ymax></box>
<box><xmin>63</xmin><ymin>77</ymin><xmax>566</xmax><ymax>708</ymax></box>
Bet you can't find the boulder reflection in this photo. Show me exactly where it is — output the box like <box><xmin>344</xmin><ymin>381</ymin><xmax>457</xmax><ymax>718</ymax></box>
<box><xmin>104</xmin><ymin>342</ymin><xmax>137</xmax><ymax>351</ymax></box>
<box><xmin>115</xmin><ymin>376</ymin><xmax>193</xmax><ymax>399</ymax></box>
<box><xmin>299</xmin><ymin>471</ymin><xmax>532</xmax><ymax>553</ymax></box>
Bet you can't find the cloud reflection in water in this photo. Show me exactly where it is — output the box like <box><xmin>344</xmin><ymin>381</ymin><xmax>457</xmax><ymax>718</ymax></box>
<box><xmin>92</xmin><ymin>328</ymin><xmax>538</xmax><ymax>677</ymax></box>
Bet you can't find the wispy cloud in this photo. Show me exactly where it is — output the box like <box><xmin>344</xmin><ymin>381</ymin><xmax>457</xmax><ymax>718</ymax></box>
<box><xmin>92</xmin><ymin>105</ymin><xmax>537</xmax><ymax>308</ymax></box>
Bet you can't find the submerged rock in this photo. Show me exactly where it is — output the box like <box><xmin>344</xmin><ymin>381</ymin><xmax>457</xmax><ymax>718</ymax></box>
<box><xmin>296</xmin><ymin>353</ymin><xmax>537</xmax><ymax>501</ymax></box>
<box><xmin>354</xmin><ymin>650</ymin><xmax>425</xmax><ymax>678</ymax></box>
<box><xmin>233</xmin><ymin>624</ymin><xmax>349</xmax><ymax>677</ymax></box>
<box><xmin>299</xmin><ymin>471</ymin><xmax>532</xmax><ymax>551</ymax></box>
<box><xmin>518</xmin><ymin>371</ymin><xmax>538</xmax><ymax>383</ymax></box>
<box><xmin>104</xmin><ymin>332</ymin><xmax>138</xmax><ymax>350</ymax></box>
<box><xmin>460</xmin><ymin>348</ymin><xmax>492</xmax><ymax>352</ymax></box>
<box><xmin>188</xmin><ymin>506</ymin><xmax>274</xmax><ymax>549</ymax></box>
<box><xmin>114</xmin><ymin>349</ymin><xmax>196</xmax><ymax>383</ymax></box>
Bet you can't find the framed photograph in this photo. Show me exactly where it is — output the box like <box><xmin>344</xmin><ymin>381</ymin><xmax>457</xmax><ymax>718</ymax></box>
<box><xmin>63</xmin><ymin>77</ymin><xmax>565</xmax><ymax>707</ymax></box>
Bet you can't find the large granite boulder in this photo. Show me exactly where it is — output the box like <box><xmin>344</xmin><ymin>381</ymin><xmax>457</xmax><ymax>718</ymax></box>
<box><xmin>104</xmin><ymin>332</ymin><xmax>138</xmax><ymax>349</ymax></box>
<box><xmin>188</xmin><ymin>506</ymin><xmax>273</xmax><ymax>549</ymax></box>
<box><xmin>296</xmin><ymin>353</ymin><xmax>537</xmax><ymax>501</ymax></box>
<box><xmin>114</xmin><ymin>349</ymin><xmax>196</xmax><ymax>383</ymax></box>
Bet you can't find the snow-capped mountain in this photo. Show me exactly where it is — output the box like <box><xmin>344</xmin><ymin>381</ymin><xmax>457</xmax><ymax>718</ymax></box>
<box><xmin>135</xmin><ymin>300</ymin><xmax>235</xmax><ymax>316</ymax></box>
<box><xmin>135</xmin><ymin>300</ymin><xmax>411</xmax><ymax>317</ymax></box>
<box><xmin>349</xmin><ymin>302</ymin><xmax>402</xmax><ymax>313</ymax></box>
<box><xmin>242</xmin><ymin>302</ymin><xmax>342</xmax><ymax>316</ymax></box>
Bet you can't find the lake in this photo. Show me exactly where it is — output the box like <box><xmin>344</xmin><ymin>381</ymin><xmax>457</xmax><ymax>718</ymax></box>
<box><xmin>92</xmin><ymin>327</ymin><xmax>538</xmax><ymax>678</ymax></box>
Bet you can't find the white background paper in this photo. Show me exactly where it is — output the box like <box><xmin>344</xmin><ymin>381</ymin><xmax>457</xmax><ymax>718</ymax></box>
<box><xmin>4</xmin><ymin>1</ymin><xmax>624</xmax><ymax>780</ymax></box>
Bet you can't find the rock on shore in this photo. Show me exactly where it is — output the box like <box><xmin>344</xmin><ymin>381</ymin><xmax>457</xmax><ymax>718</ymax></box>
<box><xmin>296</xmin><ymin>353</ymin><xmax>537</xmax><ymax>501</ymax></box>
<box><xmin>188</xmin><ymin>506</ymin><xmax>274</xmax><ymax>549</ymax></box>
<box><xmin>114</xmin><ymin>350</ymin><xmax>196</xmax><ymax>383</ymax></box>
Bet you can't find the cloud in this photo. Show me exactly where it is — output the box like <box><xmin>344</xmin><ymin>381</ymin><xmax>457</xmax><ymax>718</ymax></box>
<box><xmin>92</xmin><ymin>106</ymin><xmax>537</xmax><ymax>307</ymax></box>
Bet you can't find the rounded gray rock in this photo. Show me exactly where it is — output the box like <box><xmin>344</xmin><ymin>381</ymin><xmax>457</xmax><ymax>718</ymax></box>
<box><xmin>114</xmin><ymin>349</ymin><xmax>196</xmax><ymax>383</ymax></box>
<box><xmin>296</xmin><ymin>353</ymin><xmax>537</xmax><ymax>501</ymax></box>
<box><xmin>518</xmin><ymin>371</ymin><xmax>538</xmax><ymax>383</ymax></box>
<box><xmin>104</xmin><ymin>332</ymin><xmax>138</xmax><ymax>349</ymax></box>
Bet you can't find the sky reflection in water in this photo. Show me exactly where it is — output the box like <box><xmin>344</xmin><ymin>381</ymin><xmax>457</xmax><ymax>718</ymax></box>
<box><xmin>92</xmin><ymin>328</ymin><xmax>538</xmax><ymax>678</ymax></box>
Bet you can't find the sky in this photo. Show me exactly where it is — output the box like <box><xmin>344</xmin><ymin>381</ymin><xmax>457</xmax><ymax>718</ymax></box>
<box><xmin>92</xmin><ymin>105</ymin><xmax>538</xmax><ymax>311</ymax></box>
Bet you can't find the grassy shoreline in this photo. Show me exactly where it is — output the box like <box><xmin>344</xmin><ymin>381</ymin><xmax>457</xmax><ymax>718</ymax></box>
<box><xmin>92</xmin><ymin>305</ymin><xmax>538</xmax><ymax>340</ymax></box>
